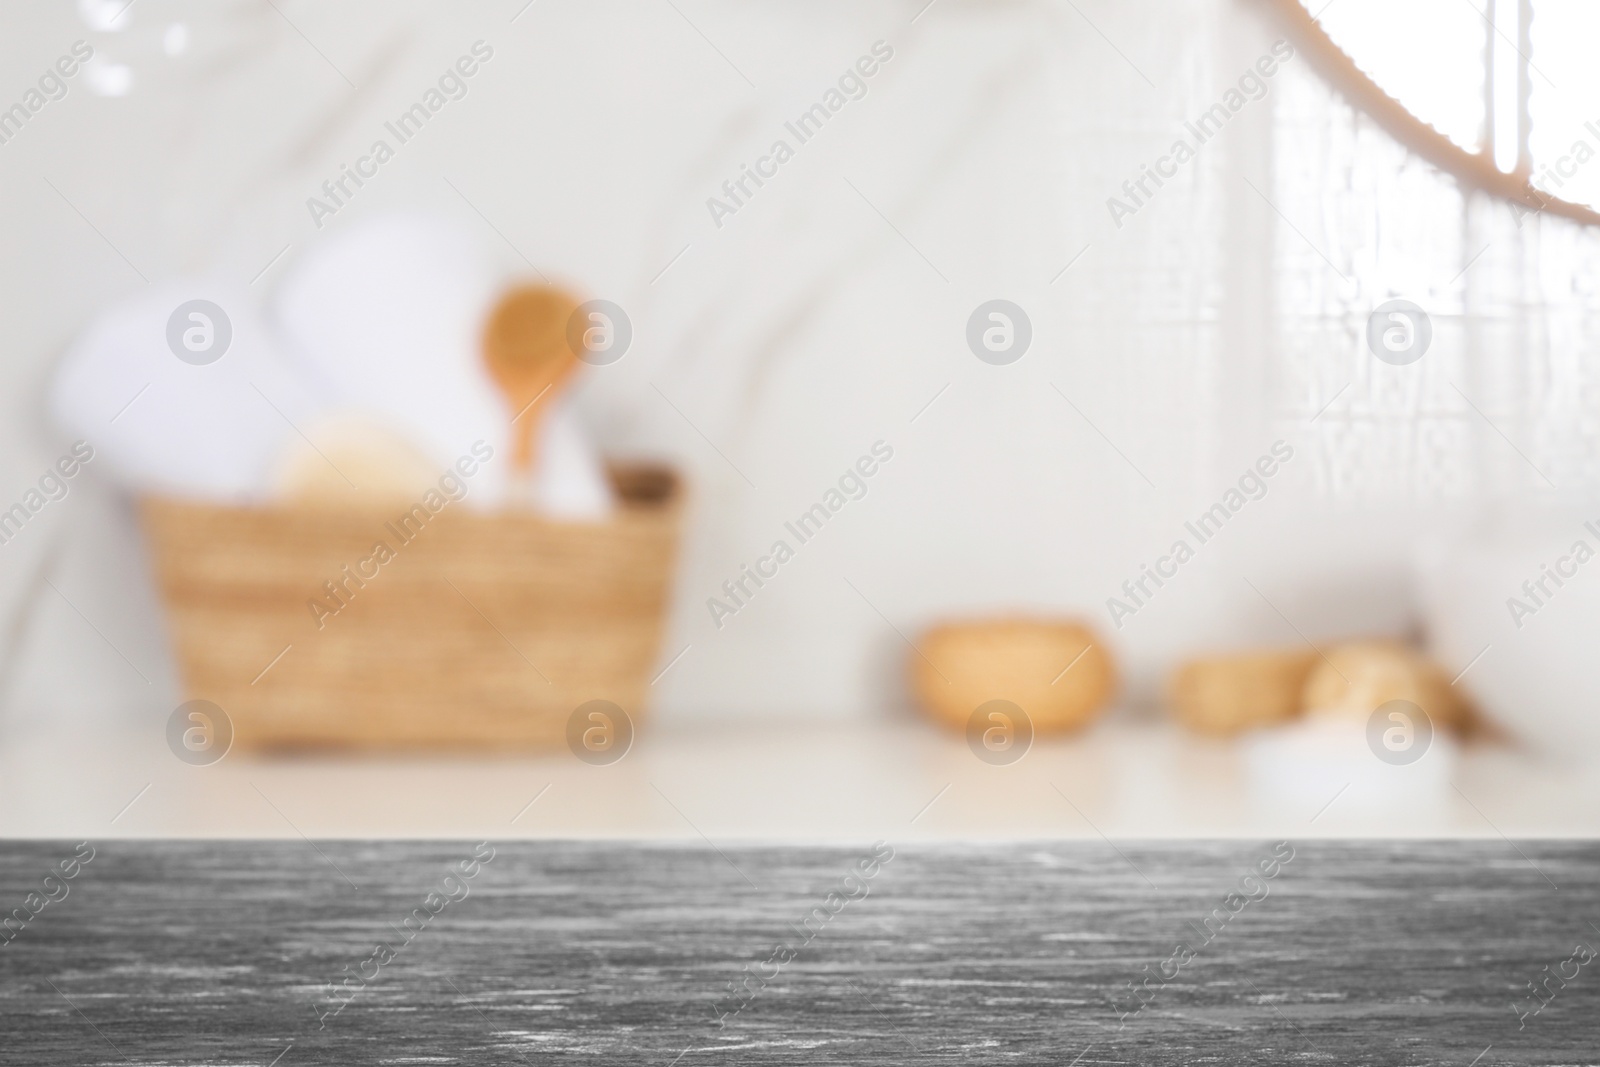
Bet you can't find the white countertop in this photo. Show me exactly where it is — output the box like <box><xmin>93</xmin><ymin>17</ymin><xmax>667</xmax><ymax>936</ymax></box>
<box><xmin>4</xmin><ymin>716</ymin><xmax>1595</xmax><ymax>840</ymax></box>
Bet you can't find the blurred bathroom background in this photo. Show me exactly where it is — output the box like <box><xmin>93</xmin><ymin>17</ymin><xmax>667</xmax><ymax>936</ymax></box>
<box><xmin>4</xmin><ymin>0</ymin><xmax>1600</xmax><ymax>835</ymax></box>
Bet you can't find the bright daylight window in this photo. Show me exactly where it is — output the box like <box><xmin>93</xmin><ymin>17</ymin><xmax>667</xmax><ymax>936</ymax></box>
<box><xmin>1301</xmin><ymin>0</ymin><xmax>1600</xmax><ymax>217</ymax></box>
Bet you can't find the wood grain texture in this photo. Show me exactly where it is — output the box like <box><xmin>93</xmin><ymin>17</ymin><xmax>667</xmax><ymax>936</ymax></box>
<box><xmin>1</xmin><ymin>841</ymin><xmax>1596</xmax><ymax>1064</ymax></box>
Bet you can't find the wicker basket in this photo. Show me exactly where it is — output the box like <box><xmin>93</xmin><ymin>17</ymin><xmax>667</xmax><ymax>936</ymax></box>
<box><xmin>142</xmin><ymin>465</ymin><xmax>682</xmax><ymax>751</ymax></box>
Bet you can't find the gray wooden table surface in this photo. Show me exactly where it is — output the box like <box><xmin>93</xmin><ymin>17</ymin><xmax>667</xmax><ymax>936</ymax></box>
<box><xmin>1</xmin><ymin>841</ymin><xmax>1595</xmax><ymax>1064</ymax></box>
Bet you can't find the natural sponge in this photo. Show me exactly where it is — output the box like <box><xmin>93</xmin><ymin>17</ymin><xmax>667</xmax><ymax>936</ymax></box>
<box><xmin>1300</xmin><ymin>640</ymin><xmax>1466</xmax><ymax>729</ymax></box>
<box><xmin>911</xmin><ymin>618</ymin><xmax>1115</xmax><ymax>734</ymax></box>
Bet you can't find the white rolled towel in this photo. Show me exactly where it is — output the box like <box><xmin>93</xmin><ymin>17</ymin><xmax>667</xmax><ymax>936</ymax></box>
<box><xmin>269</xmin><ymin>212</ymin><xmax>613</xmax><ymax>517</ymax></box>
<box><xmin>49</xmin><ymin>279</ymin><xmax>325</xmax><ymax>502</ymax></box>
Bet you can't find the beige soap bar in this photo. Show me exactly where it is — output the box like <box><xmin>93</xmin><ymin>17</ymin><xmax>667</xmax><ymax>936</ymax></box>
<box><xmin>912</xmin><ymin>618</ymin><xmax>1115</xmax><ymax>735</ymax></box>
<box><xmin>1168</xmin><ymin>648</ymin><xmax>1318</xmax><ymax>735</ymax></box>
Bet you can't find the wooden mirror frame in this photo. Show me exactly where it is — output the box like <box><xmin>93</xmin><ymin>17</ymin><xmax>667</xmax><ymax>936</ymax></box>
<box><xmin>1256</xmin><ymin>0</ymin><xmax>1600</xmax><ymax>226</ymax></box>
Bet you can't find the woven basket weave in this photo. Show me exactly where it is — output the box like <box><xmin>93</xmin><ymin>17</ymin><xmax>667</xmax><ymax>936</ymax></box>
<box><xmin>142</xmin><ymin>465</ymin><xmax>681</xmax><ymax>750</ymax></box>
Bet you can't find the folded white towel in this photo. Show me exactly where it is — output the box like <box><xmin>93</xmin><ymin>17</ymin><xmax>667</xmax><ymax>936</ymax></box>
<box><xmin>270</xmin><ymin>213</ymin><xmax>504</xmax><ymax>503</ymax></box>
<box><xmin>269</xmin><ymin>212</ymin><xmax>613</xmax><ymax>517</ymax></box>
<box><xmin>272</xmin><ymin>212</ymin><xmax>592</xmax><ymax>511</ymax></box>
<box><xmin>50</xmin><ymin>280</ymin><xmax>325</xmax><ymax>502</ymax></box>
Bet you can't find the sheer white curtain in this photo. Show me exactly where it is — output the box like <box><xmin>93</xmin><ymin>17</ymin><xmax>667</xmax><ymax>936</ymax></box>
<box><xmin>1267</xmin><ymin>5</ymin><xmax>1600</xmax><ymax>501</ymax></box>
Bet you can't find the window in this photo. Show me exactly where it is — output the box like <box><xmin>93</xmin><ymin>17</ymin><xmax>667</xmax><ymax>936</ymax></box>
<box><xmin>1277</xmin><ymin>0</ymin><xmax>1600</xmax><ymax>223</ymax></box>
